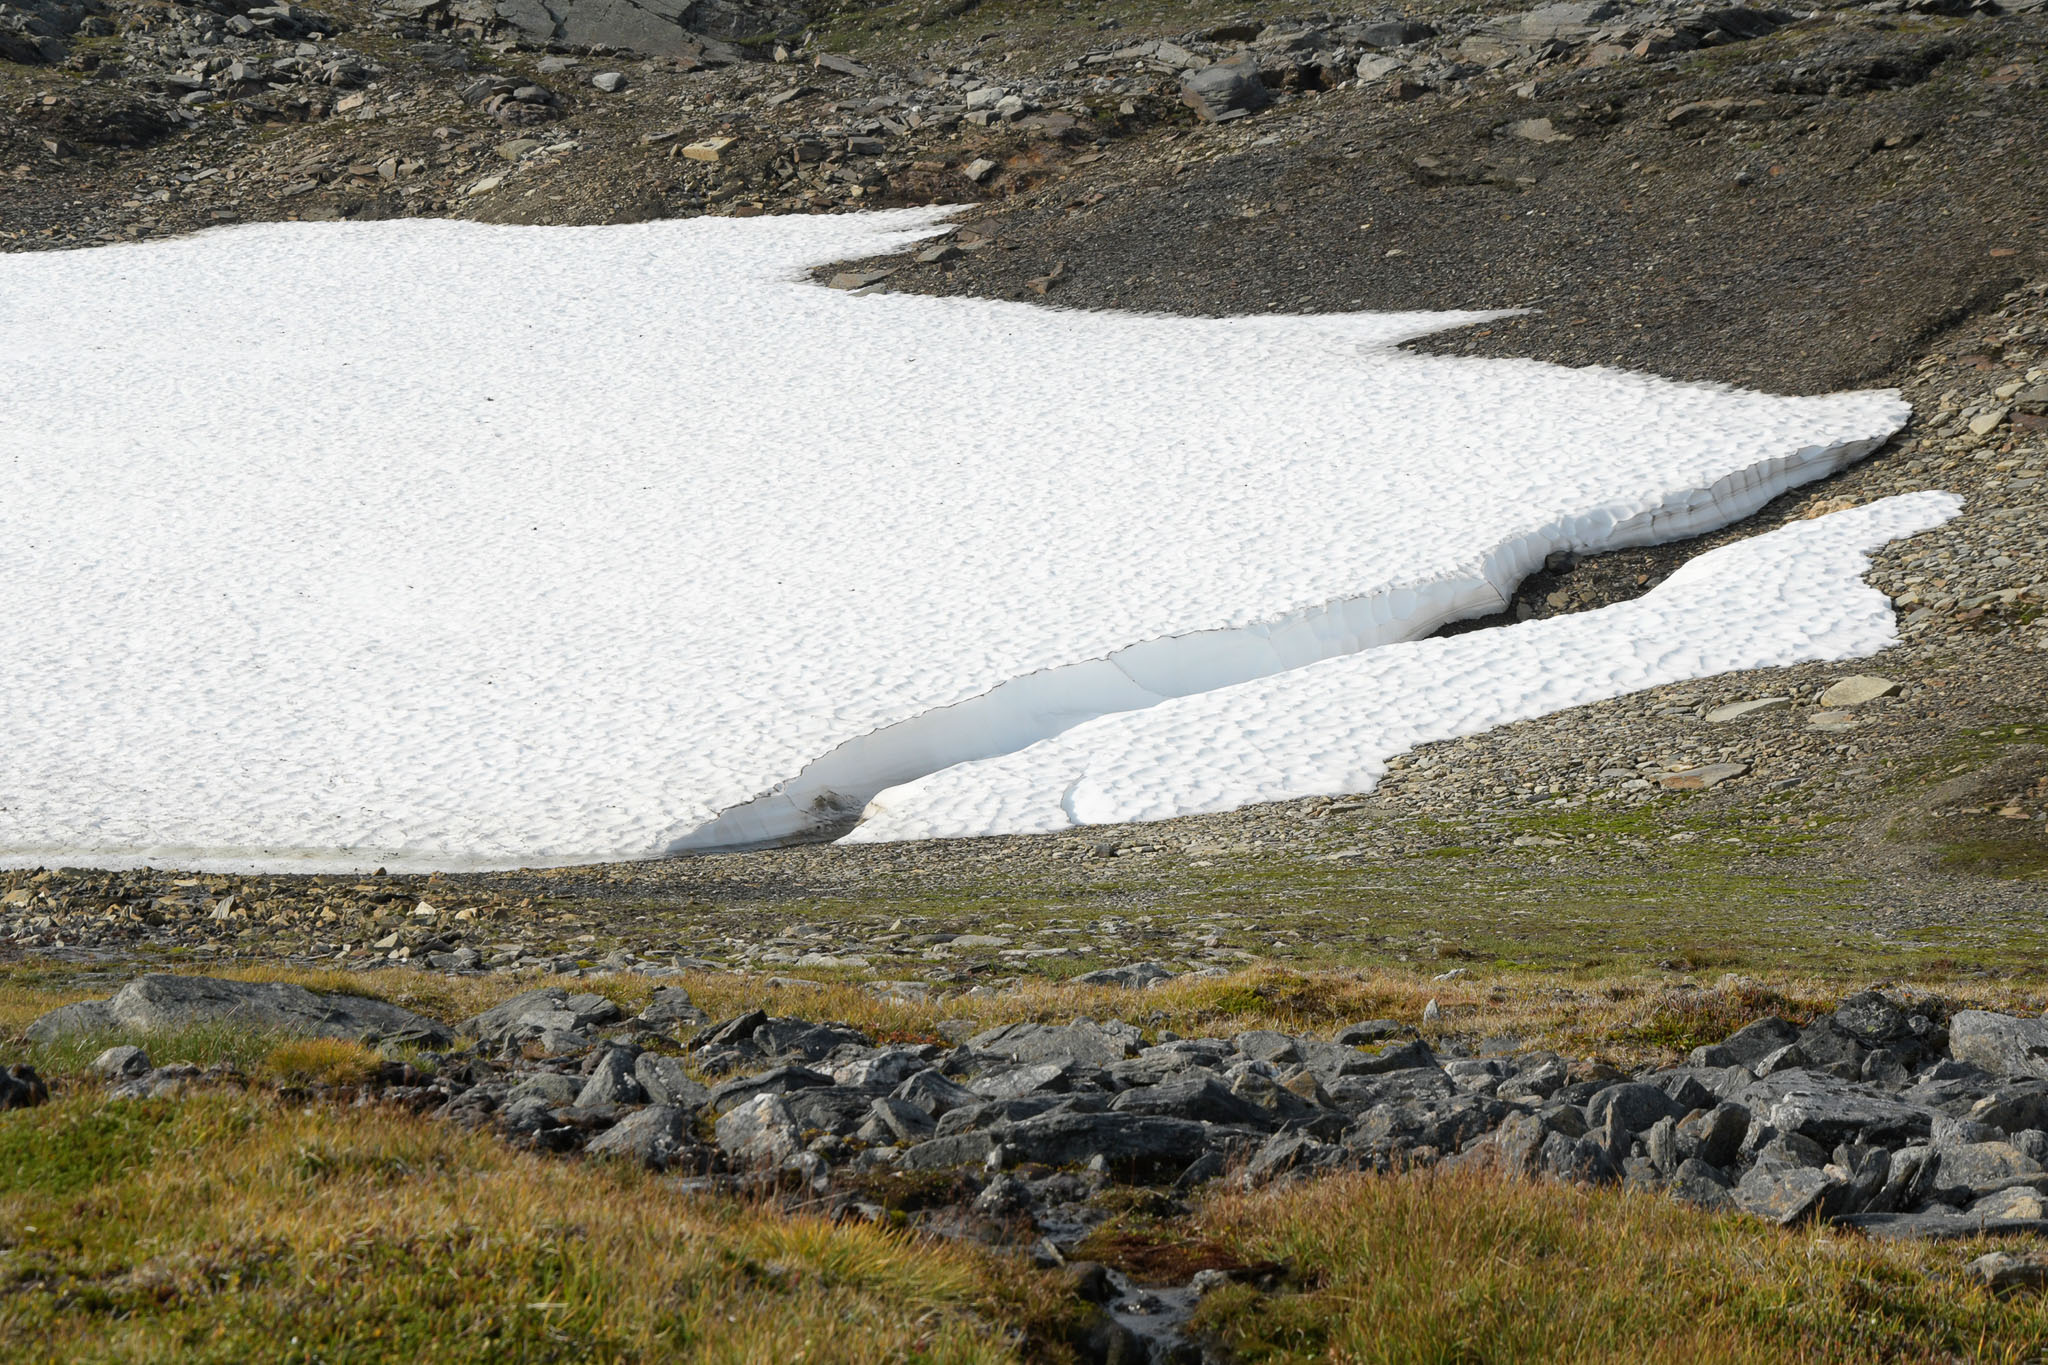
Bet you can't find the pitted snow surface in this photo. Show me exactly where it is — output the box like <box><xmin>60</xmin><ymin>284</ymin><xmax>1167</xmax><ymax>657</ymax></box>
<box><xmin>0</xmin><ymin>211</ymin><xmax>1909</xmax><ymax>870</ymax></box>
<box><xmin>852</xmin><ymin>494</ymin><xmax>1960</xmax><ymax>841</ymax></box>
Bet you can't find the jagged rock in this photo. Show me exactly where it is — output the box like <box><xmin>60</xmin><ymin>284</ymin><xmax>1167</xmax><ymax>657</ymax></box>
<box><xmin>1949</xmin><ymin>1012</ymin><xmax>2048</xmax><ymax>1080</ymax></box>
<box><xmin>633</xmin><ymin>1053</ymin><xmax>709</xmax><ymax>1109</ymax></box>
<box><xmin>586</xmin><ymin>1104</ymin><xmax>694</xmax><ymax>1169</ymax></box>
<box><xmin>463</xmin><ymin>987</ymin><xmax>619</xmax><ymax>1050</ymax></box>
<box><xmin>1735</xmin><ymin>1165</ymin><xmax>1846</xmax><ymax>1225</ymax></box>
<box><xmin>1585</xmin><ymin>1082</ymin><xmax>1685</xmax><ymax>1135</ymax></box>
<box><xmin>28</xmin><ymin>975</ymin><xmax>453</xmax><ymax>1048</ymax></box>
<box><xmin>575</xmin><ymin>1046</ymin><xmax>646</xmax><ymax>1108</ymax></box>
<box><xmin>1668</xmin><ymin>1157</ymin><xmax>1737</xmax><ymax>1210</ymax></box>
<box><xmin>1179</xmin><ymin>59</ymin><xmax>1269</xmax><ymax>122</ymax></box>
<box><xmin>715</xmin><ymin>1092</ymin><xmax>802</xmax><ymax>1165</ymax></box>
<box><xmin>636</xmin><ymin>986</ymin><xmax>708</xmax><ymax>1031</ymax></box>
<box><xmin>1819</xmin><ymin>675</ymin><xmax>1899</xmax><ymax>707</ymax></box>
<box><xmin>1109</xmin><ymin>1073</ymin><xmax>1277</xmax><ymax>1128</ymax></box>
<box><xmin>708</xmin><ymin>1064</ymin><xmax>833</xmax><ymax>1112</ymax></box>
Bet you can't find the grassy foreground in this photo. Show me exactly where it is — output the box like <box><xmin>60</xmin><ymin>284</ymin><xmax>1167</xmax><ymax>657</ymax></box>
<box><xmin>3</xmin><ymin>1087</ymin><xmax>2048</xmax><ymax>1362</ymax></box>
<box><xmin>7</xmin><ymin>963</ymin><xmax>2048</xmax><ymax>1359</ymax></box>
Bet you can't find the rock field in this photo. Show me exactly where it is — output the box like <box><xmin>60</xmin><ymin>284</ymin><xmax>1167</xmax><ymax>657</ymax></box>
<box><xmin>23</xmin><ymin>972</ymin><xmax>2048</xmax><ymax>1250</ymax></box>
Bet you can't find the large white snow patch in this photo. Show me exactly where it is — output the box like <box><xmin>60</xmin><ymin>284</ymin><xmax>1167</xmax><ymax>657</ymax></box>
<box><xmin>0</xmin><ymin>210</ymin><xmax>1908</xmax><ymax>871</ymax></box>
<box><xmin>852</xmin><ymin>492</ymin><xmax>1961</xmax><ymax>842</ymax></box>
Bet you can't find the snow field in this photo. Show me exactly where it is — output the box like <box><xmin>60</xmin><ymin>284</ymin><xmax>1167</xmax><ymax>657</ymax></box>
<box><xmin>0</xmin><ymin>210</ymin><xmax>1910</xmax><ymax>869</ymax></box>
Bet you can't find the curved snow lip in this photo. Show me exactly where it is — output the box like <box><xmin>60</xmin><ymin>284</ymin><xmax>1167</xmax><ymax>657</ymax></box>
<box><xmin>852</xmin><ymin>490</ymin><xmax>1962</xmax><ymax>844</ymax></box>
<box><xmin>671</xmin><ymin>424</ymin><xmax>1899</xmax><ymax>853</ymax></box>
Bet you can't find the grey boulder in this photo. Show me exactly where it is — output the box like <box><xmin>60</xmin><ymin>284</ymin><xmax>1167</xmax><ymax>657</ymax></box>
<box><xmin>1949</xmin><ymin>1011</ymin><xmax>2048</xmax><ymax>1080</ymax></box>
<box><xmin>1735</xmin><ymin>1165</ymin><xmax>1847</xmax><ymax>1225</ymax></box>
<box><xmin>715</xmin><ymin>1093</ymin><xmax>802</xmax><ymax>1165</ymax></box>
<box><xmin>586</xmin><ymin>1105</ymin><xmax>695</xmax><ymax>1169</ymax></box>
<box><xmin>28</xmin><ymin>975</ymin><xmax>454</xmax><ymax>1048</ymax></box>
<box><xmin>1180</xmin><ymin>60</ymin><xmax>1269</xmax><ymax>122</ymax></box>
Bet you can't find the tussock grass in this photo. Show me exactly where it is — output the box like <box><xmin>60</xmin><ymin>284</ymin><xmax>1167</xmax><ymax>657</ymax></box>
<box><xmin>0</xmin><ymin>1089</ymin><xmax>1080</xmax><ymax>1363</ymax></box>
<box><xmin>257</xmin><ymin>1036</ymin><xmax>385</xmax><ymax>1088</ymax></box>
<box><xmin>1184</xmin><ymin>1169</ymin><xmax>2048</xmax><ymax>1363</ymax></box>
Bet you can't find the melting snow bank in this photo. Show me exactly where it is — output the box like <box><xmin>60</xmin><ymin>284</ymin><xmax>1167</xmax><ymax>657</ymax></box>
<box><xmin>0</xmin><ymin>210</ymin><xmax>1908</xmax><ymax>871</ymax></box>
<box><xmin>683</xmin><ymin>427</ymin><xmax>1896</xmax><ymax>851</ymax></box>
<box><xmin>851</xmin><ymin>493</ymin><xmax>1962</xmax><ymax>842</ymax></box>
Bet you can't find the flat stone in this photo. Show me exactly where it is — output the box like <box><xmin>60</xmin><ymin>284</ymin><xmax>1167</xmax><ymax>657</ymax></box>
<box><xmin>27</xmin><ymin>974</ymin><xmax>454</xmax><ymax>1048</ymax></box>
<box><xmin>1510</xmin><ymin>117</ymin><xmax>1571</xmax><ymax>143</ymax></box>
<box><xmin>1819</xmin><ymin>675</ymin><xmax>1899</xmax><ymax>707</ymax></box>
<box><xmin>1842</xmin><ymin>1210</ymin><xmax>2048</xmax><ymax>1241</ymax></box>
<box><xmin>1705</xmin><ymin>697</ymin><xmax>1789</xmax><ymax>723</ymax></box>
<box><xmin>682</xmin><ymin>137</ymin><xmax>734</xmax><ymax>162</ymax></box>
<box><xmin>1969</xmin><ymin>407</ymin><xmax>2010</xmax><ymax>436</ymax></box>
<box><xmin>1656</xmin><ymin>762</ymin><xmax>1749</xmax><ymax>791</ymax></box>
<box><xmin>1072</xmin><ymin>962</ymin><xmax>1174</xmax><ymax>989</ymax></box>
<box><xmin>1807</xmin><ymin>710</ymin><xmax>1860</xmax><ymax>730</ymax></box>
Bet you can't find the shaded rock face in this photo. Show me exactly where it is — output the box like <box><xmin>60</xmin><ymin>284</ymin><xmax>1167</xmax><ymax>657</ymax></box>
<box><xmin>26</xmin><ymin>975</ymin><xmax>454</xmax><ymax>1048</ymax></box>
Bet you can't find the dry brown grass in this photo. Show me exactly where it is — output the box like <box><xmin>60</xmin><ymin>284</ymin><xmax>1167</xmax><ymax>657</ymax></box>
<box><xmin>1178</xmin><ymin>1169</ymin><xmax>2048</xmax><ymax>1363</ymax></box>
<box><xmin>9</xmin><ymin>960</ymin><xmax>2048</xmax><ymax>1075</ymax></box>
<box><xmin>0</xmin><ymin>1088</ymin><xmax>1083</xmax><ymax>1363</ymax></box>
